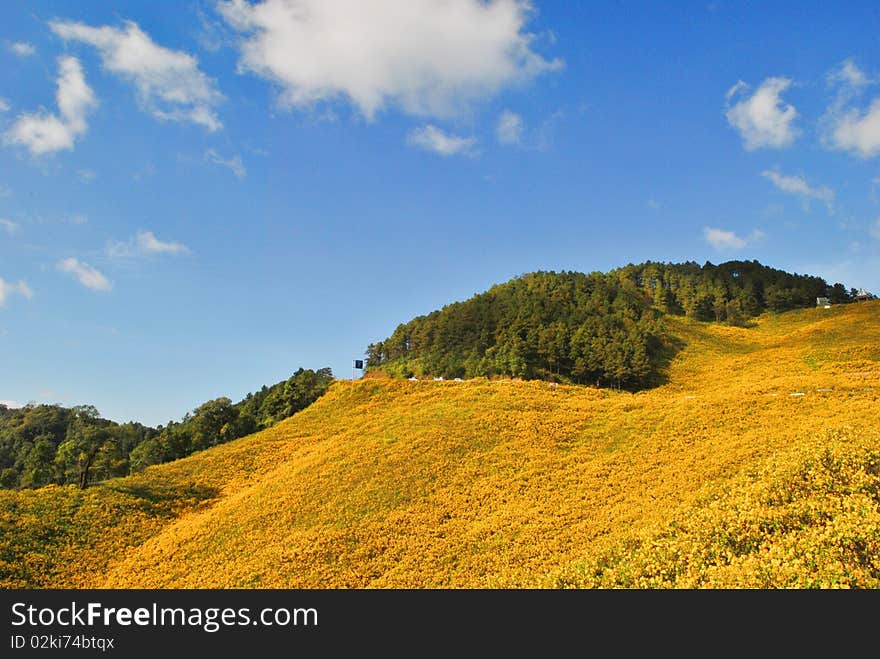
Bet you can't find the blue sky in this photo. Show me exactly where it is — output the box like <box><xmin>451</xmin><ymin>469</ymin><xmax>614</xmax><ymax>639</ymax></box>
<box><xmin>1</xmin><ymin>0</ymin><xmax>879</xmax><ymax>425</ymax></box>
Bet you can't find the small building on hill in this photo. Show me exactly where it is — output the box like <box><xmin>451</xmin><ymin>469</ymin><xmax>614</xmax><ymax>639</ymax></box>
<box><xmin>854</xmin><ymin>288</ymin><xmax>874</xmax><ymax>302</ymax></box>
<box><xmin>816</xmin><ymin>297</ymin><xmax>831</xmax><ymax>308</ymax></box>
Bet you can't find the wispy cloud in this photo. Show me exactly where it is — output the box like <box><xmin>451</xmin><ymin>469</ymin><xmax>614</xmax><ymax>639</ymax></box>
<box><xmin>704</xmin><ymin>226</ymin><xmax>765</xmax><ymax>250</ymax></box>
<box><xmin>0</xmin><ymin>277</ymin><xmax>33</xmax><ymax>306</ymax></box>
<box><xmin>50</xmin><ymin>19</ymin><xmax>223</xmax><ymax>132</ymax></box>
<box><xmin>218</xmin><ymin>0</ymin><xmax>562</xmax><ymax>120</ymax></box>
<box><xmin>761</xmin><ymin>170</ymin><xmax>834</xmax><ymax>209</ymax></box>
<box><xmin>493</xmin><ymin>108</ymin><xmax>561</xmax><ymax>151</ymax></box>
<box><xmin>533</xmin><ymin>110</ymin><xmax>564</xmax><ymax>151</ymax></box>
<box><xmin>205</xmin><ymin>149</ymin><xmax>246</xmax><ymax>179</ymax></box>
<box><xmin>407</xmin><ymin>125</ymin><xmax>477</xmax><ymax>157</ymax></box>
<box><xmin>8</xmin><ymin>41</ymin><xmax>35</xmax><ymax>57</ymax></box>
<box><xmin>77</xmin><ymin>169</ymin><xmax>96</xmax><ymax>183</ymax></box>
<box><xmin>725</xmin><ymin>77</ymin><xmax>799</xmax><ymax>150</ymax></box>
<box><xmin>107</xmin><ymin>230</ymin><xmax>189</xmax><ymax>258</ymax></box>
<box><xmin>0</xmin><ymin>400</ymin><xmax>21</xmax><ymax>409</ymax></box>
<box><xmin>827</xmin><ymin>58</ymin><xmax>874</xmax><ymax>90</ymax></box>
<box><xmin>0</xmin><ymin>219</ymin><xmax>19</xmax><ymax>235</ymax></box>
<box><xmin>0</xmin><ymin>98</ymin><xmax>10</xmax><ymax>112</ymax></box>
<box><xmin>136</xmin><ymin>230</ymin><xmax>189</xmax><ymax>254</ymax></box>
<box><xmin>3</xmin><ymin>56</ymin><xmax>97</xmax><ymax>156</ymax></box>
<box><xmin>57</xmin><ymin>257</ymin><xmax>112</xmax><ymax>291</ymax></box>
<box><xmin>196</xmin><ymin>4</ymin><xmax>232</xmax><ymax>53</ymax></box>
<box><xmin>823</xmin><ymin>59</ymin><xmax>880</xmax><ymax>158</ymax></box>
<box><xmin>496</xmin><ymin>110</ymin><xmax>524</xmax><ymax>145</ymax></box>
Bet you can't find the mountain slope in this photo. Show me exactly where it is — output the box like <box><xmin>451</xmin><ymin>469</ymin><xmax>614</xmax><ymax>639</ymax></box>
<box><xmin>2</xmin><ymin>301</ymin><xmax>878</xmax><ymax>588</ymax></box>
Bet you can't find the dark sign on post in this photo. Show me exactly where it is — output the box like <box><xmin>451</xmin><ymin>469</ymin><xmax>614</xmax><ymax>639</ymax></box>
<box><xmin>354</xmin><ymin>360</ymin><xmax>364</xmax><ymax>369</ymax></box>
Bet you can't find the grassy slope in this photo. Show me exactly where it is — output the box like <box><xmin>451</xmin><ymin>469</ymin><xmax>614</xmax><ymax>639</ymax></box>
<box><xmin>2</xmin><ymin>302</ymin><xmax>878</xmax><ymax>588</ymax></box>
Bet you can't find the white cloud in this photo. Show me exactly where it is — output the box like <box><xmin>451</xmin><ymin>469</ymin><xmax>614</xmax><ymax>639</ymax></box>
<box><xmin>705</xmin><ymin>227</ymin><xmax>744</xmax><ymax>249</ymax></box>
<box><xmin>107</xmin><ymin>230</ymin><xmax>189</xmax><ymax>258</ymax></box>
<box><xmin>407</xmin><ymin>124</ymin><xmax>477</xmax><ymax>156</ymax></box>
<box><xmin>50</xmin><ymin>20</ymin><xmax>223</xmax><ymax>132</ymax></box>
<box><xmin>725</xmin><ymin>77</ymin><xmax>798</xmax><ymax>150</ymax></box>
<box><xmin>57</xmin><ymin>257</ymin><xmax>112</xmax><ymax>291</ymax></box>
<box><xmin>828</xmin><ymin>59</ymin><xmax>873</xmax><ymax>90</ymax></box>
<box><xmin>0</xmin><ymin>98</ymin><xmax>9</xmax><ymax>112</ymax></box>
<box><xmin>496</xmin><ymin>109</ymin><xmax>524</xmax><ymax>145</ymax></box>
<box><xmin>870</xmin><ymin>218</ymin><xmax>880</xmax><ymax>241</ymax></box>
<box><xmin>761</xmin><ymin>170</ymin><xmax>834</xmax><ymax>208</ymax></box>
<box><xmin>217</xmin><ymin>0</ymin><xmax>563</xmax><ymax>121</ymax></box>
<box><xmin>0</xmin><ymin>400</ymin><xmax>21</xmax><ymax>409</ymax></box>
<box><xmin>136</xmin><ymin>230</ymin><xmax>189</xmax><ymax>254</ymax></box>
<box><xmin>822</xmin><ymin>60</ymin><xmax>880</xmax><ymax>159</ymax></box>
<box><xmin>9</xmin><ymin>42</ymin><xmax>35</xmax><ymax>57</ymax></box>
<box><xmin>0</xmin><ymin>278</ymin><xmax>33</xmax><ymax>306</ymax></box>
<box><xmin>828</xmin><ymin>99</ymin><xmax>880</xmax><ymax>158</ymax></box>
<box><xmin>0</xmin><ymin>219</ymin><xmax>19</xmax><ymax>235</ymax></box>
<box><xmin>205</xmin><ymin>149</ymin><xmax>246</xmax><ymax>178</ymax></box>
<box><xmin>704</xmin><ymin>226</ymin><xmax>764</xmax><ymax>250</ymax></box>
<box><xmin>3</xmin><ymin>56</ymin><xmax>97</xmax><ymax>156</ymax></box>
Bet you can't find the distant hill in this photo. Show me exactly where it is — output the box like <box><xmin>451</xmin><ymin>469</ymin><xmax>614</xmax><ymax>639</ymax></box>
<box><xmin>364</xmin><ymin>260</ymin><xmax>853</xmax><ymax>386</ymax></box>
<box><xmin>0</xmin><ymin>367</ymin><xmax>333</xmax><ymax>490</ymax></box>
<box><xmin>2</xmin><ymin>300</ymin><xmax>878</xmax><ymax>588</ymax></box>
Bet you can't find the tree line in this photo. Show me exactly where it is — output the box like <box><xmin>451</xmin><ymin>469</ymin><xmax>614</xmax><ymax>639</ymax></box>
<box><xmin>365</xmin><ymin>260</ymin><xmax>857</xmax><ymax>387</ymax></box>
<box><xmin>616</xmin><ymin>259</ymin><xmax>851</xmax><ymax>322</ymax></box>
<box><xmin>0</xmin><ymin>367</ymin><xmax>333</xmax><ymax>490</ymax></box>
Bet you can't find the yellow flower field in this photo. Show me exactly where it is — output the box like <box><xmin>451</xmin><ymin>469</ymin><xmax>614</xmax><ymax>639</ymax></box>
<box><xmin>2</xmin><ymin>301</ymin><xmax>878</xmax><ymax>588</ymax></box>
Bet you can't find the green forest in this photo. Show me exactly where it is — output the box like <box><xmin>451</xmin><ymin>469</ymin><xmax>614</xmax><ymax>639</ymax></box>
<box><xmin>0</xmin><ymin>367</ymin><xmax>333</xmax><ymax>491</ymax></box>
<box><xmin>365</xmin><ymin>260</ymin><xmax>859</xmax><ymax>386</ymax></box>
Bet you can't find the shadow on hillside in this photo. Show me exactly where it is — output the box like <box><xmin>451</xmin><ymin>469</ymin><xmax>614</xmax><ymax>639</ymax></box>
<box><xmin>642</xmin><ymin>333</ymin><xmax>688</xmax><ymax>390</ymax></box>
<box><xmin>98</xmin><ymin>480</ymin><xmax>218</xmax><ymax>506</ymax></box>
<box><xmin>725</xmin><ymin>317</ymin><xmax>759</xmax><ymax>329</ymax></box>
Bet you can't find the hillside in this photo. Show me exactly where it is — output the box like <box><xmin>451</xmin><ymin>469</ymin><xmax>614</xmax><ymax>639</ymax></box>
<box><xmin>2</xmin><ymin>301</ymin><xmax>879</xmax><ymax>588</ymax></box>
<box><xmin>364</xmin><ymin>260</ymin><xmax>850</xmax><ymax>386</ymax></box>
<box><xmin>0</xmin><ymin>367</ymin><xmax>332</xmax><ymax>491</ymax></box>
